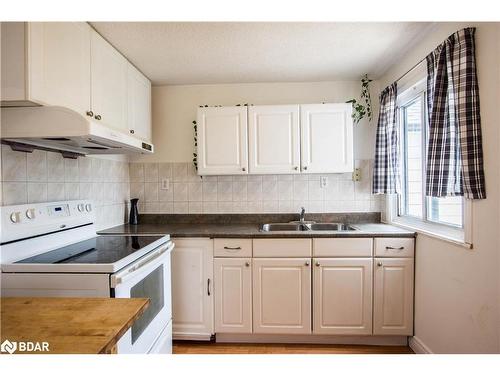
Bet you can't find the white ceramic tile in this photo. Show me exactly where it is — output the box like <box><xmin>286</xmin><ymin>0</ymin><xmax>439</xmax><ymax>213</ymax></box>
<box><xmin>202</xmin><ymin>182</ymin><xmax>217</xmax><ymax>201</ymax></box>
<box><xmin>247</xmin><ymin>181</ymin><xmax>262</xmax><ymax>201</ymax></box>
<box><xmin>102</xmin><ymin>183</ymin><xmax>115</xmax><ymax>203</ymax></box>
<box><xmin>232</xmin><ymin>175</ymin><xmax>248</xmax><ymax>183</ymax></box>
<box><xmin>130</xmin><ymin>182</ymin><xmax>145</xmax><ymax>201</ymax></box>
<box><xmin>2</xmin><ymin>146</ymin><xmax>27</xmax><ymax>181</ymax></box>
<box><xmin>173</xmin><ymin>182</ymin><xmax>188</xmax><ymax>201</ymax></box>
<box><xmin>188</xmin><ymin>182</ymin><xmax>203</xmax><ymax>201</ymax></box>
<box><xmin>293</xmin><ymin>180</ymin><xmax>308</xmax><ymax>201</ymax></box>
<box><xmin>79</xmin><ymin>182</ymin><xmax>93</xmax><ymax>200</ymax></box>
<box><xmin>217</xmin><ymin>181</ymin><xmax>233</xmax><ymax>201</ymax></box>
<box><xmin>188</xmin><ymin>201</ymin><xmax>203</xmax><ymax>213</ymax></box>
<box><xmin>65</xmin><ymin>183</ymin><xmax>80</xmax><ymax>200</ymax></box>
<box><xmin>339</xmin><ymin>180</ymin><xmax>355</xmax><ymax>200</ymax></box>
<box><xmin>232</xmin><ymin>201</ymin><xmax>247</xmax><ymax>213</ymax></box>
<box><xmin>278</xmin><ymin>200</ymin><xmax>294</xmax><ymax>213</ymax></box>
<box><xmin>247</xmin><ymin>201</ymin><xmax>263</xmax><ymax>213</ymax></box>
<box><xmin>145</xmin><ymin>182</ymin><xmax>159</xmax><ymax>202</ymax></box>
<box><xmin>293</xmin><ymin>174</ymin><xmax>308</xmax><ymax>181</ymax></box>
<box><xmin>247</xmin><ymin>175</ymin><xmax>262</xmax><ymax>183</ymax></box>
<box><xmin>47</xmin><ymin>183</ymin><xmax>66</xmax><ymax>202</ymax></box>
<box><xmin>308</xmin><ymin>180</ymin><xmax>324</xmax><ymax>201</ymax></box>
<box><xmin>26</xmin><ymin>150</ymin><xmax>47</xmax><ymax>182</ymax></box>
<box><xmin>187</xmin><ymin>163</ymin><xmax>202</xmax><ymax>182</ymax></box>
<box><xmin>27</xmin><ymin>183</ymin><xmax>47</xmax><ymax>204</ymax></box>
<box><xmin>144</xmin><ymin>163</ymin><xmax>159</xmax><ymax>182</ymax></box>
<box><xmin>217</xmin><ymin>175</ymin><xmax>233</xmax><ymax>182</ymax></box>
<box><xmin>158</xmin><ymin>163</ymin><xmax>172</xmax><ymax>180</ymax></box>
<box><xmin>90</xmin><ymin>157</ymin><xmax>104</xmax><ymax>182</ymax></box>
<box><xmin>262</xmin><ymin>200</ymin><xmax>279</xmax><ymax>213</ymax></box>
<box><xmin>3</xmin><ymin>182</ymin><xmax>27</xmax><ymax>205</ymax></box>
<box><xmin>308</xmin><ymin>174</ymin><xmax>321</xmax><ymax>181</ymax></box>
<box><xmin>159</xmin><ymin>202</ymin><xmax>173</xmax><ymax>213</ymax></box>
<box><xmin>217</xmin><ymin>201</ymin><xmax>233</xmax><ymax>213</ymax></box>
<box><xmin>232</xmin><ymin>181</ymin><xmax>247</xmax><ymax>201</ymax></box>
<box><xmin>278</xmin><ymin>180</ymin><xmax>293</xmax><ymax>201</ymax></box>
<box><xmin>278</xmin><ymin>174</ymin><xmax>293</xmax><ymax>181</ymax></box>
<box><xmin>202</xmin><ymin>176</ymin><xmax>218</xmax><ymax>183</ymax></box>
<box><xmin>145</xmin><ymin>202</ymin><xmax>160</xmax><ymax>213</ymax></box>
<box><xmin>202</xmin><ymin>201</ymin><xmax>218</xmax><ymax>213</ymax></box>
<box><xmin>262</xmin><ymin>179</ymin><xmax>278</xmax><ymax>201</ymax></box>
<box><xmin>308</xmin><ymin>200</ymin><xmax>324</xmax><ymax>213</ymax></box>
<box><xmin>172</xmin><ymin>163</ymin><xmax>188</xmax><ymax>182</ymax></box>
<box><xmin>158</xmin><ymin>184</ymin><xmax>174</xmax><ymax>202</ymax></box>
<box><xmin>173</xmin><ymin>201</ymin><xmax>189</xmax><ymax>213</ymax></box>
<box><xmin>129</xmin><ymin>163</ymin><xmax>144</xmax><ymax>182</ymax></box>
<box><xmin>64</xmin><ymin>159</ymin><xmax>79</xmax><ymax>182</ymax></box>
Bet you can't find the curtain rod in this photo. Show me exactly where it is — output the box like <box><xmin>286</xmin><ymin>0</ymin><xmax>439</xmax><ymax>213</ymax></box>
<box><xmin>394</xmin><ymin>55</ymin><xmax>427</xmax><ymax>84</ymax></box>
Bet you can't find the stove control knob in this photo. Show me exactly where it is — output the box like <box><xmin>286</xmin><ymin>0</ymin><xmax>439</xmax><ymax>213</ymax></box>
<box><xmin>85</xmin><ymin>204</ymin><xmax>92</xmax><ymax>212</ymax></box>
<box><xmin>10</xmin><ymin>212</ymin><xmax>21</xmax><ymax>223</ymax></box>
<box><xmin>25</xmin><ymin>208</ymin><xmax>36</xmax><ymax>220</ymax></box>
<box><xmin>77</xmin><ymin>204</ymin><xmax>85</xmax><ymax>212</ymax></box>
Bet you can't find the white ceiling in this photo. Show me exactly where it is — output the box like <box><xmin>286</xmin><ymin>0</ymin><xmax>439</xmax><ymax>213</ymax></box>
<box><xmin>91</xmin><ymin>22</ymin><xmax>434</xmax><ymax>85</ymax></box>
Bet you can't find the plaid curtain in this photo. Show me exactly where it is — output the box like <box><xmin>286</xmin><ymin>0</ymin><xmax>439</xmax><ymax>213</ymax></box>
<box><xmin>373</xmin><ymin>83</ymin><xmax>399</xmax><ymax>194</ymax></box>
<box><xmin>426</xmin><ymin>27</ymin><xmax>486</xmax><ymax>199</ymax></box>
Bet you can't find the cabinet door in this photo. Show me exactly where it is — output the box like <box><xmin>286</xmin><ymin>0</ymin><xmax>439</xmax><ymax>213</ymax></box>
<box><xmin>373</xmin><ymin>258</ymin><xmax>414</xmax><ymax>335</ymax></box>
<box><xmin>313</xmin><ymin>258</ymin><xmax>372</xmax><ymax>335</ymax></box>
<box><xmin>127</xmin><ymin>64</ymin><xmax>152</xmax><ymax>141</ymax></box>
<box><xmin>253</xmin><ymin>258</ymin><xmax>311</xmax><ymax>334</ymax></box>
<box><xmin>91</xmin><ymin>30</ymin><xmax>128</xmax><ymax>132</ymax></box>
<box><xmin>197</xmin><ymin>106</ymin><xmax>248</xmax><ymax>175</ymax></box>
<box><xmin>171</xmin><ymin>238</ymin><xmax>214</xmax><ymax>339</ymax></box>
<box><xmin>28</xmin><ymin>22</ymin><xmax>91</xmax><ymax>115</ymax></box>
<box><xmin>248</xmin><ymin>105</ymin><xmax>300</xmax><ymax>174</ymax></box>
<box><xmin>214</xmin><ymin>258</ymin><xmax>252</xmax><ymax>333</ymax></box>
<box><xmin>300</xmin><ymin>103</ymin><xmax>353</xmax><ymax>173</ymax></box>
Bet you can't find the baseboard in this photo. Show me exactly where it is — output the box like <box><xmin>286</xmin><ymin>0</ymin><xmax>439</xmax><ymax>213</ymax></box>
<box><xmin>173</xmin><ymin>333</ymin><xmax>212</xmax><ymax>341</ymax></box>
<box><xmin>216</xmin><ymin>333</ymin><xmax>408</xmax><ymax>346</ymax></box>
<box><xmin>409</xmin><ymin>336</ymin><xmax>433</xmax><ymax>354</ymax></box>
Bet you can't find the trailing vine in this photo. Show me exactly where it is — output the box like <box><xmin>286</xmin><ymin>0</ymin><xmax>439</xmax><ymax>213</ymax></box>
<box><xmin>346</xmin><ymin>74</ymin><xmax>373</xmax><ymax>124</ymax></box>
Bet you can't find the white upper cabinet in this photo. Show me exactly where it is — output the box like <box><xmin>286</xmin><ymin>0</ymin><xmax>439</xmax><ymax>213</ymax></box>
<box><xmin>127</xmin><ymin>64</ymin><xmax>152</xmax><ymax>142</ymax></box>
<box><xmin>197</xmin><ymin>106</ymin><xmax>248</xmax><ymax>175</ymax></box>
<box><xmin>248</xmin><ymin>105</ymin><xmax>300</xmax><ymax>174</ymax></box>
<box><xmin>1</xmin><ymin>22</ymin><xmax>91</xmax><ymax>115</ymax></box>
<box><xmin>300</xmin><ymin>103</ymin><xmax>354</xmax><ymax>173</ymax></box>
<box><xmin>373</xmin><ymin>258</ymin><xmax>414</xmax><ymax>336</ymax></box>
<box><xmin>313</xmin><ymin>258</ymin><xmax>372</xmax><ymax>335</ymax></box>
<box><xmin>90</xmin><ymin>30</ymin><xmax>128</xmax><ymax>132</ymax></box>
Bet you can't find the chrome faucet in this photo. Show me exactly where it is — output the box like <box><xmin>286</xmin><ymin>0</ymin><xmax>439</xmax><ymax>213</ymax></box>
<box><xmin>299</xmin><ymin>207</ymin><xmax>306</xmax><ymax>223</ymax></box>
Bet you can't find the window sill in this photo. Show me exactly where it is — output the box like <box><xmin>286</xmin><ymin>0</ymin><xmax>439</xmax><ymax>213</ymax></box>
<box><xmin>388</xmin><ymin>216</ymin><xmax>472</xmax><ymax>249</ymax></box>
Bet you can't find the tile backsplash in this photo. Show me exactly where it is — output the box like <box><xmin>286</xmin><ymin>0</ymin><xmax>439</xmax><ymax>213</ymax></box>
<box><xmin>129</xmin><ymin>160</ymin><xmax>383</xmax><ymax>214</ymax></box>
<box><xmin>0</xmin><ymin>145</ymin><xmax>130</xmax><ymax>230</ymax></box>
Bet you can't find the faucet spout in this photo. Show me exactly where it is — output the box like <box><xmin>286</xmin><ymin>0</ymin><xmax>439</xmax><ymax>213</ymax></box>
<box><xmin>299</xmin><ymin>207</ymin><xmax>306</xmax><ymax>223</ymax></box>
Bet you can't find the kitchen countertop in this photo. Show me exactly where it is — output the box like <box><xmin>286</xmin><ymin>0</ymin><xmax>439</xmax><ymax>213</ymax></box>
<box><xmin>0</xmin><ymin>297</ymin><xmax>150</xmax><ymax>354</ymax></box>
<box><xmin>99</xmin><ymin>222</ymin><xmax>415</xmax><ymax>238</ymax></box>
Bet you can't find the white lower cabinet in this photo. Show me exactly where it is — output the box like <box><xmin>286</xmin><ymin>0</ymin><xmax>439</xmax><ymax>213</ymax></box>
<box><xmin>313</xmin><ymin>258</ymin><xmax>372</xmax><ymax>335</ymax></box>
<box><xmin>214</xmin><ymin>258</ymin><xmax>252</xmax><ymax>333</ymax></box>
<box><xmin>252</xmin><ymin>258</ymin><xmax>311</xmax><ymax>334</ymax></box>
<box><xmin>171</xmin><ymin>238</ymin><xmax>214</xmax><ymax>339</ymax></box>
<box><xmin>373</xmin><ymin>257</ymin><xmax>414</xmax><ymax>335</ymax></box>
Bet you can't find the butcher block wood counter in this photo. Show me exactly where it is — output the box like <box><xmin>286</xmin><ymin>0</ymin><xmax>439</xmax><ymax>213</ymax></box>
<box><xmin>0</xmin><ymin>297</ymin><xmax>150</xmax><ymax>354</ymax></box>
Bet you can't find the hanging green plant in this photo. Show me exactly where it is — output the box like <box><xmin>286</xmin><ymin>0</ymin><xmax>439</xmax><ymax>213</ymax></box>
<box><xmin>192</xmin><ymin>120</ymin><xmax>198</xmax><ymax>171</ymax></box>
<box><xmin>346</xmin><ymin>74</ymin><xmax>373</xmax><ymax>124</ymax></box>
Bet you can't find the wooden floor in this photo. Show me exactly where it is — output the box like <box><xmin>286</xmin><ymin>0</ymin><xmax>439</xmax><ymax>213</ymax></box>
<box><xmin>173</xmin><ymin>341</ymin><xmax>414</xmax><ymax>354</ymax></box>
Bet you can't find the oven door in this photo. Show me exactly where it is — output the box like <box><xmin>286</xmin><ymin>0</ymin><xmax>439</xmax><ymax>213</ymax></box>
<box><xmin>111</xmin><ymin>241</ymin><xmax>174</xmax><ymax>354</ymax></box>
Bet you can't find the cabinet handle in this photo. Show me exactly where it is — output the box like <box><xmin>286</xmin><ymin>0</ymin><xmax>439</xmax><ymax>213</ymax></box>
<box><xmin>207</xmin><ymin>278</ymin><xmax>211</xmax><ymax>296</ymax></box>
<box><xmin>315</xmin><ymin>261</ymin><xmax>320</xmax><ymax>267</ymax></box>
<box><xmin>294</xmin><ymin>166</ymin><xmax>299</xmax><ymax>171</ymax></box>
<box><xmin>386</xmin><ymin>246</ymin><xmax>404</xmax><ymax>250</ymax></box>
<box><xmin>377</xmin><ymin>262</ymin><xmax>383</xmax><ymax>267</ymax></box>
<box><xmin>130</xmin><ymin>129</ymin><xmax>135</xmax><ymax>134</ymax></box>
<box><xmin>305</xmin><ymin>261</ymin><xmax>310</xmax><ymax>266</ymax></box>
<box><xmin>95</xmin><ymin>114</ymin><xmax>102</xmax><ymax>121</ymax></box>
<box><xmin>245</xmin><ymin>262</ymin><xmax>250</xmax><ymax>267</ymax></box>
<box><xmin>242</xmin><ymin>167</ymin><xmax>246</xmax><ymax>172</ymax></box>
<box><xmin>303</xmin><ymin>166</ymin><xmax>308</xmax><ymax>170</ymax></box>
<box><xmin>86</xmin><ymin>110</ymin><xmax>94</xmax><ymax>117</ymax></box>
<box><xmin>223</xmin><ymin>246</ymin><xmax>242</xmax><ymax>250</ymax></box>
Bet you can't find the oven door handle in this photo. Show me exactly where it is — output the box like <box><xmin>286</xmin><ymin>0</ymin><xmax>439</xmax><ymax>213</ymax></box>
<box><xmin>111</xmin><ymin>241</ymin><xmax>175</xmax><ymax>287</ymax></box>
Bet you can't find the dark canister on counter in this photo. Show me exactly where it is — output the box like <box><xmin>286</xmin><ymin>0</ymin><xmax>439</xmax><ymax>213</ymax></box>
<box><xmin>129</xmin><ymin>198</ymin><xmax>139</xmax><ymax>225</ymax></box>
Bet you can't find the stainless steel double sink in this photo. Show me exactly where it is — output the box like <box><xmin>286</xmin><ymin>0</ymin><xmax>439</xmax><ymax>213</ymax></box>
<box><xmin>260</xmin><ymin>222</ymin><xmax>357</xmax><ymax>232</ymax></box>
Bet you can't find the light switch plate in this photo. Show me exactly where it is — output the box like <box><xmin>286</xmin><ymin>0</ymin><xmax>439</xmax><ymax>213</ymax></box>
<box><xmin>352</xmin><ymin>168</ymin><xmax>362</xmax><ymax>182</ymax></box>
<box><xmin>320</xmin><ymin>176</ymin><xmax>328</xmax><ymax>188</ymax></box>
<box><xmin>161</xmin><ymin>178</ymin><xmax>170</xmax><ymax>190</ymax></box>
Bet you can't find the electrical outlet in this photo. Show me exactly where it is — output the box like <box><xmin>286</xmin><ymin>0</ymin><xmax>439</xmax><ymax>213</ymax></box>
<box><xmin>161</xmin><ymin>178</ymin><xmax>170</xmax><ymax>190</ymax></box>
<box><xmin>352</xmin><ymin>168</ymin><xmax>362</xmax><ymax>182</ymax></box>
<box><xmin>320</xmin><ymin>176</ymin><xmax>328</xmax><ymax>188</ymax></box>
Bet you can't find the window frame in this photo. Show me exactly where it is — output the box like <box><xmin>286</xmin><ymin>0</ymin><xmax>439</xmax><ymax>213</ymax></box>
<box><xmin>385</xmin><ymin>78</ymin><xmax>472</xmax><ymax>248</ymax></box>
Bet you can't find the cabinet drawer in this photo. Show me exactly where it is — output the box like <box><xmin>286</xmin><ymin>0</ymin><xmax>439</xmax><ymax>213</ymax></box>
<box><xmin>374</xmin><ymin>238</ymin><xmax>414</xmax><ymax>257</ymax></box>
<box><xmin>253</xmin><ymin>239</ymin><xmax>312</xmax><ymax>257</ymax></box>
<box><xmin>214</xmin><ymin>239</ymin><xmax>252</xmax><ymax>257</ymax></box>
<box><xmin>313</xmin><ymin>238</ymin><xmax>373</xmax><ymax>257</ymax></box>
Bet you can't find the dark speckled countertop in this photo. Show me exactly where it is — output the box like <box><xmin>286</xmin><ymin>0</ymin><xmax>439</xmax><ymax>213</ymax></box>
<box><xmin>98</xmin><ymin>213</ymin><xmax>415</xmax><ymax>238</ymax></box>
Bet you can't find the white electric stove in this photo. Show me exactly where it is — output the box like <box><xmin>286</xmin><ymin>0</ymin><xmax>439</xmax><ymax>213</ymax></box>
<box><xmin>0</xmin><ymin>200</ymin><xmax>174</xmax><ymax>354</ymax></box>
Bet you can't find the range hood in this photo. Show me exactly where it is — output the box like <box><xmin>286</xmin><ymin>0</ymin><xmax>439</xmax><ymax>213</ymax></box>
<box><xmin>1</xmin><ymin>106</ymin><xmax>154</xmax><ymax>156</ymax></box>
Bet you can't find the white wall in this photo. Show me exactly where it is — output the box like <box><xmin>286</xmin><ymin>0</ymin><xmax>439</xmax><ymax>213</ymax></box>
<box><xmin>133</xmin><ymin>80</ymin><xmax>380</xmax><ymax>163</ymax></box>
<box><xmin>380</xmin><ymin>23</ymin><xmax>500</xmax><ymax>353</ymax></box>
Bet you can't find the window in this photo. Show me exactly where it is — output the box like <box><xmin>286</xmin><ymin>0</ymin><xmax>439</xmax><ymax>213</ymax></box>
<box><xmin>396</xmin><ymin>80</ymin><xmax>464</xmax><ymax>232</ymax></box>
